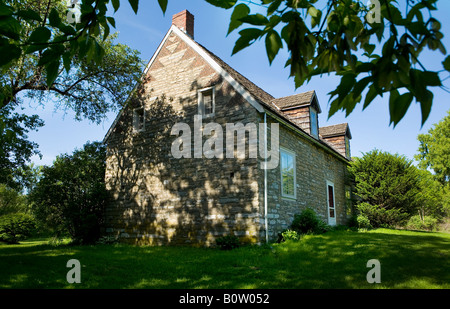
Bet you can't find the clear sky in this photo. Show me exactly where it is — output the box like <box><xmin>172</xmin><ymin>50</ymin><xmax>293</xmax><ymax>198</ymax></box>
<box><xmin>20</xmin><ymin>0</ymin><xmax>450</xmax><ymax>166</ymax></box>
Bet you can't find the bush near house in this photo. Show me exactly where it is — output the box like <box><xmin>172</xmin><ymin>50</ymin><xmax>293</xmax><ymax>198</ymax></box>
<box><xmin>216</xmin><ymin>235</ymin><xmax>240</xmax><ymax>250</ymax></box>
<box><xmin>406</xmin><ymin>215</ymin><xmax>438</xmax><ymax>231</ymax></box>
<box><xmin>290</xmin><ymin>208</ymin><xmax>329</xmax><ymax>235</ymax></box>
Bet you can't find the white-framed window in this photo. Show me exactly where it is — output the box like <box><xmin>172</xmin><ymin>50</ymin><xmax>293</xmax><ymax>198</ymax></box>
<box><xmin>326</xmin><ymin>180</ymin><xmax>336</xmax><ymax>226</ymax></box>
<box><xmin>280</xmin><ymin>147</ymin><xmax>296</xmax><ymax>199</ymax></box>
<box><xmin>133</xmin><ymin>107</ymin><xmax>145</xmax><ymax>132</ymax></box>
<box><xmin>198</xmin><ymin>87</ymin><xmax>215</xmax><ymax>118</ymax></box>
<box><xmin>310</xmin><ymin>107</ymin><xmax>318</xmax><ymax>138</ymax></box>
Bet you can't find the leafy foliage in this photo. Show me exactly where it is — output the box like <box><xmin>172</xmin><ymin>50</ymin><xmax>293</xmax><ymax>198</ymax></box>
<box><xmin>223</xmin><ymin>0</ymin><xmax>448</xmax><ymax>126</ymax></box>
<box><xmin>30</xmin><ymin>141</ymin><xmax>108</xmax><ymax>244</ymax></box>
<box><xmin>0</xmin><ymin>212</ymin><xmax>36</xmax><ymax>244</ymax></box>
<box><xmin>290</xmin><ymin>208</ymin><xmax>328</xmax><ymax>234</ymax></box>
<box><xmin>0</xmin><ymin>184</ymin><xmax>27</xmax><ymax>216</ymax></box>
<box><xmin>356</xmin><ymin>202</ymin><xmax>409</xmax><ymax>228</ymax></box>
<box><xmin>406</xmin><ymin>214</ymin><xmax>437</xmax><ymax>231</ymax></box>
<box><xmin>349</xmin><ymin>149</ymin><xmax>421</xmax><ymax>213</ymax></box>
<box><xmin>416</xmin><ymin>110</ymin><xmax>450</xmax><ymax>185</ymax></box>
<box><xmin>0</xmin><ymin>104</ymin><xmax>44</xmax><ymax>191</ymax></box>
<box><xmin>1</xmin><ymin>0</ymin><xmax>447</xmax><ymax>126</ymax></box>
<box><xmin>215</xmin><ymin>235</ymin><xmax>240</xmax><ymax>250</ymax></box>
<box><xmin>279</xmin><ymin>229</ymin><xmax>300</xmax><ymax>241</ymax></box>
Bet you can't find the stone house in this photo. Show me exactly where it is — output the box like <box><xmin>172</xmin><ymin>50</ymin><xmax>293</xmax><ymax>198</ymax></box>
<box><xmin>103</xmin><ymin>10</ymin><xmax>353</xmax><ymax>246</ymax></box>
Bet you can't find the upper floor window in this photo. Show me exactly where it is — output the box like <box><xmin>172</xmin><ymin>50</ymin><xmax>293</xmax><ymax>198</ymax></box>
<box><xmin>280</xmin><ymin>148</ymin><xmax>296</xmax><ymax>199</ymax></box>
<box><xmin>345</xmin><ymin>136</ymin><xmax>351</xmax><ymax>158</ymax></box>
<box><xmin>198</xmin><ymin>87</ymin><xmax>215</xmax><ymax>118</ymax></box>
<box><xmin>310</xmin><ymin>107</ymin><xmax>318</xmax><ymax>138</ymax></box>
<box><xmin>133</xmin><ymin>107</ymin><xmax>145</xmax><ymax>132</ymax></box>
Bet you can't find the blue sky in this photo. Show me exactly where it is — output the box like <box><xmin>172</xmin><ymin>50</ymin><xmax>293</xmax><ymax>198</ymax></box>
<box><xmin>21</xmin><ymin>0</ymin><xmax>450</xmax><ymax>166</ymax></box>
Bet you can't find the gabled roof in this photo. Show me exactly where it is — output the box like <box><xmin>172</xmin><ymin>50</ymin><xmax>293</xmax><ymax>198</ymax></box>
<box><xmin>320</xmin><ymin>123</ymin><xmax>352</xmax><ymax>139</ymax></box>
<box><xmin>272</xmin><ymin>90</ymin><xmax>322</xmax><ymax>113</ymax></box>
<box><xmin>103</xmin><ymin>24</ymin><xmax>350</xmax><ymax>162</ymax></box>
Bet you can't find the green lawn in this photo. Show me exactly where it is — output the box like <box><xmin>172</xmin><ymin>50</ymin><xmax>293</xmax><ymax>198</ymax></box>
<box><xmin>0</xmin><ymin>228</ymin><xmax>449</xmax><ymax>289</ymax></box>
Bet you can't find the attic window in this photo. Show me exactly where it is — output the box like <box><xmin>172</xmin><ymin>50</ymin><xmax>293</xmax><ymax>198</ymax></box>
<box><xmin>345</xmin><ymin>136</ymin><xmax>351</xmax><ymax>158</ymax></box>
<box><xmin>133</xmin><ymin>107</ymin><xmax>145</xmax><ymax>132</ymax></box>
<box><xmin>198</xmin><ymin>87</ymin><xmax>215</xmax><ymax>118</ymax></box>
<box><xmin>310</xmin><ymin>107</ymin><xmax>318</xmax><ymax>138</ymax></box>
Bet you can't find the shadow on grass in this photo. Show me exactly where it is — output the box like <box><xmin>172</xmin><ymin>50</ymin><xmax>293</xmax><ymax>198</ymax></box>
<box><xmin>0</xmin><ymin>229</ymin><xmax>449</xmax><ymax>289</ymax></box>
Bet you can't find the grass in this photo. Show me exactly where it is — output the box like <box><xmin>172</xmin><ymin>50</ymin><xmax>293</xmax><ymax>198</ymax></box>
<box><xmin>0</xmin><ymin>228</ymin><xmax>449</xmax><ymax>289</ymax></box>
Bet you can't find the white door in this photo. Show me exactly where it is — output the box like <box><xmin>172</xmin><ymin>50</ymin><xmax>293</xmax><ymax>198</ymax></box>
<box><xmin>327</xmin><ymin>181</ymin><xmax>336</xmax><ymax>226</ymax></box>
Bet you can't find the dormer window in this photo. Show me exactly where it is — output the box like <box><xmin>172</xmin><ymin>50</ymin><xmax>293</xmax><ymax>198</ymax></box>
<box><xmin>310</xmin><ymin>107</ymin><xmax>318</xmax><ymax>138</ymax></box>
<box><xmin>198</xmin><ymin>87</ymin><xmax>215</xmax><ymax>118</ymax></box>
<box><xmin>345</xmin><ymin>136</ymin><xmax>351</xmax><ymax>158</ymax></box>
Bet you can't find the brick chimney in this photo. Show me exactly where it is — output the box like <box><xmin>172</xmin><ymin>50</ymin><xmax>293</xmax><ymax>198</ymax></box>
<box><xmin>172</xmin><ymin>10</ymin><xmax>194</xmax><ymax>38</ymax></box>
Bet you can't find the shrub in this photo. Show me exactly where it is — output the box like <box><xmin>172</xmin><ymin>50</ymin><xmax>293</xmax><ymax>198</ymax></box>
<box><xmin>291</xmin><ymin>208</ymin><xmax>328</xmax><ymax>234</ymax></box>
<box><xmin>30</xmin><ymin>141</ymin><xmax>107</xmax><ymax>245</ymax></box>
<box><xmin>216</xmin><ymin>235</ymin><xmax>240</xmax><ymax>250</ymax></box>
<box><xmin>356</xmin><ymin>214</ymin><xmax>372</xmax><ymax>230</ymax></box>
<box><xmin>280</xmin><ymin>229</ymin><xmax>301</xmax><ymax>242</ymax></box>
<box><xmin>406</xmin><ymin>215</ymin><xmax>438</xmax><ymax>231</ymax></box>
<box><xmin>357</xmin><ymin>202</ymin><xmax>408</xmax><ymax>228</ymax></box>
<box><xmin>0</xmin><ymin>213</ymin><xmax>36</xmax><ymax>244</ymax></box>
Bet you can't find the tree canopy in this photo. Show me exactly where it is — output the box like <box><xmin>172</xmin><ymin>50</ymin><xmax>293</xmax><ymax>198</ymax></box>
<box><xmin>1</xmin><ymin>0</ymin><xmax>449</xmax><ymax>127</ymax></box>
<box><xmin>416</xmin><ymin>109</ymin><xmax>450</xmax><ymax>185</ymax></box>
<box><xmin>30</xmin><ymin>141</ymin><xmax>107</xmax><ymax>244</ymax></box>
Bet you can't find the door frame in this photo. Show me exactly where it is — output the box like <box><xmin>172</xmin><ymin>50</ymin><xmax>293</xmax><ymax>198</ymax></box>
<box><xmin>326</xmin><ymin>180</ymin><xmax>336</xmax><ymax>226</ymax></box>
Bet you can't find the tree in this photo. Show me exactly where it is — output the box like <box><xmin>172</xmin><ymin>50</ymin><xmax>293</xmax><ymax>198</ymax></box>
<box><xmin>0</xmin><ymin>104</ymin><xmax>44</xmax><ymax>191</ymax></box>
<box><xmin>30</xmin><ymin>141</ymin><xmax>108</xmax><ymax>244</ymax></box>
<box><xmin>0</xmin><ymin>183</ymin><xmax>27</xmax><ymax>216</ymax></box>
<box><xmin>415</xmin><ymin>169</ymin><xmax>446</xmax><ymax>220</ymax></box>
<box><xmin>348</xmin><ymin>149</ymin><xmax>421</xmax><ymax>227</ymax></box>
<box><xmin>416</xmin><ymin>110</ymin><xmax>450</xmax><ymax>185</ymax></box>
<box><xmin>0</xmin><ymin>1</ymin><xmax>142</xmax><ymax>190</ymax></box>
<box><xmin>1</xmin><ymin>0</ymin><xmax>448</xmax><ymax>127</ymax></box>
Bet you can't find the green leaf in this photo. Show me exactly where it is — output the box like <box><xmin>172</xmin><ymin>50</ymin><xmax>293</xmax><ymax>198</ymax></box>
<box><xmin>307</xmin><ymin>6</ymin><xmax>321</xmax><ymax>28</ymax></box>
<box><xmin>0</xmin><ymin>3</ymin><xmax>13</xmax><ymax>16</ymax></box>
<box><xmin>363</xmin><ymin>85</ymin><xmax>378</xmax><ymax>110</ymax></box>
<box><xmin>265</xmin><ymin>30</ymin><xmax>282</xmax><ymax>64</ymax></box>
<box><xmin>38</xmin><ymin>48</ymin><xmax>62</xmax><ymax>66</ymax></box>
<box><xmin>45</xmin><ymin>59</ymin><xmax>61</xmax><ymax>87</ymax></box>
<box><xmin>267</xmin><ymin>0</ymin><xmax>282</xmax><ymax>16</ymax></box>
<box><xmin>28</xmin><ymin>26</ymin><xmax>51</xmax><ymax>43</ymax></box>
<box><xmin>111</xmin><ymin>0</ymin><xmax>120</xmax><ymax>12</ymax></box>
<box><xmin>422</xmin><ymin>71</ymin><xmax>441</xmax><ymax>87</ymax></box>
<box><xmin>106</xmin><ymin>16</ymin><xmax>116</xmax><ymax>28</ymax></box>
<box><xmin>57</xmin><ymin>24</ymin><xmax>76</xmax><ymax>35</ymax></box>
<box><xmin>128</xmin><ymin>0</ymin><xmax>139</xmax><ymax>14</ymax></box>
<box><xmin>0</xmin><ymin>16</ymin><xmax>22</xmax><ymax>40</ymax></box>
<box><xmin>48</xmin><ymin>8</ymin><xmax>61</xmax><ymax>27</ymax></box>
<box><xmin>227</xmin><ymin>3</ymin><xmax>250</xmax><ymax>35</ymax></box>
<box><xmin>232</xmin><ymin>28</ymin><xmax>263</xmax><ymax>55</ymax></box>
<box><xmin>443</xmin><ymin>56</ymin><xmax>450</xmax><ymax>72</ymax></box>
<box><xmin>419</xmin><ymin>90</ymin><xmax>433</xmax><ymax>126</ymax></box>
<box><xmin>0</xmin><ymin>44</ymin><xmax>21</xmax><ymax>66</ymax></box>
<box><xmin>16</xmin><ymin>9</ymin><xmax>42</xmax><ymax>22</ymax></box>
<box><xmin>390</xmin><ymin>91</ymin><xmax>413</xmax><ymax>126</ymax></box>
<box><xmin>157</xmin><ymin>0</ymin><xmax>168</xmax><ymax>14</ymax></box>
<box><xmin>62</xmin><ymin>52</ymin><xmax>72</xmax><ymax>73</ymax></box>
<box><xmin>204</xmin><ymin>0</ymin><xmax>237</xmax><ymax>9</ymax></box>
<box><xmin>239</xmin><ymin>13</ymin><xmax>269</xmax><ymax>26</ymax></box>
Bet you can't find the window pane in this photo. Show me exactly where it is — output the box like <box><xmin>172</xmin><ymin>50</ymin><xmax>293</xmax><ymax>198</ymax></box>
<box><xmin>328</xmin><ymin>185</ymin><xmax>334</xmax><ymax>208</ymax></box>
<box><xmin>201</xmin><ymin>89</ymin><xmax>214</xmax><ymax>115</ymax></box>
<box><xmin>133</xmin><ymin>108</ymin><xmax>144</xmax><ymax>131</ymax></box>
<box><xmin>310</xmin><ymin>108</ymin><xmax>318</xmax><ymax>137</ymax></box>
<box><xmin>281</xmin><ymin>150</ymin><xmax>295</xmax><ymax>197</ymax></box>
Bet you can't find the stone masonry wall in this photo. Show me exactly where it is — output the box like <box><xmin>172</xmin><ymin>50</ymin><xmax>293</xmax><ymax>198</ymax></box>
<box><xmin>264</xmin><ymin>118</ymin><xmax>350</xmax><ymax>240</ymax></box>
<box><xmin>104</xmin><ymin>31</ymin><xmax>263</xmax><ymax>246</ymax></box>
